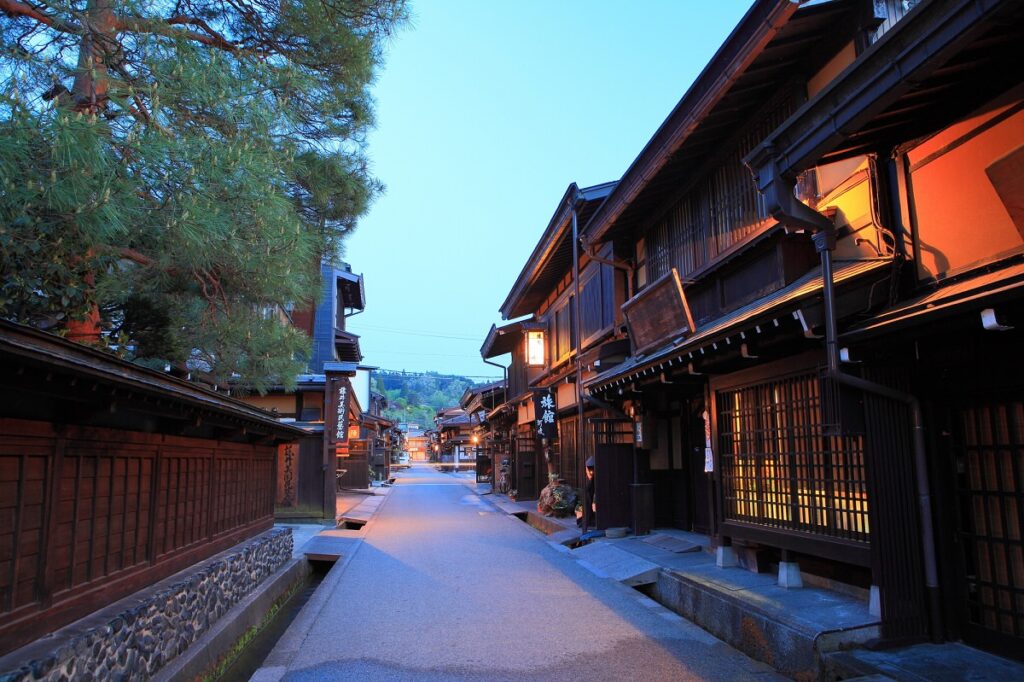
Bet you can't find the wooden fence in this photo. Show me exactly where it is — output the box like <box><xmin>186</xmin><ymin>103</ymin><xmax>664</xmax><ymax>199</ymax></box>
<box><xmin>0</xmin><ymin>418</ymin><xmax>276</xmax><ymax>655</ymax></box>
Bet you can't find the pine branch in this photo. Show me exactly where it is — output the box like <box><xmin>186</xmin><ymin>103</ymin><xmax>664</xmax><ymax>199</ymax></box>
<box><xmin>114</xmin><ymin>13</ymin><xmax>248</xmax><ymax>54</ymax></box>
<box><xmin>0</xmin><ymin>0</ymin><xmax>80</xmax><ymax>34</ymax></box>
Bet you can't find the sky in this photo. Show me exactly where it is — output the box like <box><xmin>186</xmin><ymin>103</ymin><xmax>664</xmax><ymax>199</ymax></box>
<box><xmin>345</xmin><ymin>0</ymin><xmax>753</xmax><ymax>380</ymax></box>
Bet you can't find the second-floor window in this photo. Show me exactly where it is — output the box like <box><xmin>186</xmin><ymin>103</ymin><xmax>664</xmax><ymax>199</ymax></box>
<box><xmin>645</xmin><ymin>90</ymin><xmax>796</xmax><ymax>285</ymax></box>
<box><xmin>551</xmin><ymin>295</ymin><xmax>576</xmax><ymax>363</ymax></box>
<box><xmin>579</xmin><ymin>262</ymin><xmax>616</xmax><ymax>345</ymax></box>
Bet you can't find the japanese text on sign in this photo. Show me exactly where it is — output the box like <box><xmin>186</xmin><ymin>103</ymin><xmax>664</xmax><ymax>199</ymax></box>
<box><xmin>703</xmin><ymin>409</ymin><xmax>714</xmax><ymax>473</ymax></box>
<box><xmin>335</xmin><ymin>384</ymin><xmax>349</xmax><ymax>443</ymax></box>
<box><xmin>533</xmin><ymin>389</ymin><xmax>557</xmax><ymax>439</ymax></box>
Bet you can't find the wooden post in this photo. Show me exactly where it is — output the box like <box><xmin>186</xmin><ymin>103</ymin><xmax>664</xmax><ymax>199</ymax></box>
<box><xmin>38</xmin><ymin>425</ymin><xmax>68</xmax><ymax>606</ymax></box>
<box><xmin>146</xmin><ymin>441</ymin><xmax>163</xmax><ymax>563</ymax></box>
<box><xmin>206</xmin><ymin>436</ymin><xmax>217</xmax><ymax>541</ymax></box>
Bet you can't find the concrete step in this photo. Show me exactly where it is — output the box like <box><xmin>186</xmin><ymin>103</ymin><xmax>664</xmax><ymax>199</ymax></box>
<box><xmin>647</xmin><ymin>566</ymin><xmax>878</xmax><ymax>680</ymax></box>
<box><xmin>822</xmin><ymin>643</ymin><xmax>1024</xmax><ymax>681</ymax></box>
<box><xmin>570</xmin><ymin>543</ymin><xmax>661</xmax><ymax>586</ymax></box>
<box><xmin>302</xmin><ymin>534</ymin><xmax>359</xmax><ymax>562</ymax></box>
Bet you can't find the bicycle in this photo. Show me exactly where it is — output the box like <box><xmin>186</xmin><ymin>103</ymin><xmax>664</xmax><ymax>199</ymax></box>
<box><xmin>495</xmin><ymin>459</ymin><xmax>511</xmax><ymax>495</ymax></box>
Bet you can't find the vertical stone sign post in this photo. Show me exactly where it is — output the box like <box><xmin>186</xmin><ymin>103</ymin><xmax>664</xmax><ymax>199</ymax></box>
<box><xmin>323</xmin><ymin>362</ymin><xmax>356</xmax><ymax>519</ymax></box>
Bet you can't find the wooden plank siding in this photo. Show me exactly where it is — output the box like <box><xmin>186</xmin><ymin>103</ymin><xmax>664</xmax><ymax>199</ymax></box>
<box><xmin>643</xmin><ymin>87</ymin><xmax>798</xmax><ymax>291</ymax></box>
<box><xmin>0</xmin><ymin>418</ymin><xmax>275</xmax><ymax>655</ymax></box>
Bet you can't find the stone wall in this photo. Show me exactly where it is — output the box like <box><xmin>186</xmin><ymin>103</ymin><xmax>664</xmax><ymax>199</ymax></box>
<box><xmin>0</xmin><ymin>528</ymin><xmax>293</xmax><ymax>682</ymax></box>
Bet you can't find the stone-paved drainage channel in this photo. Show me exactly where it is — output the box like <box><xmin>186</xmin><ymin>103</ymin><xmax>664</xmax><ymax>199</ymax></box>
<box><xmin>212</xmin><ymin>559</ymin><xmax>333</xmax><ymax>682</ymax></box>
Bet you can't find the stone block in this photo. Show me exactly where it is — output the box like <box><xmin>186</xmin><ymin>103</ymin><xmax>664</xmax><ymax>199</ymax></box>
<box><xmin>0</xmin><ymin>528</ymin><xmax>293</xmax><ymax>682</ymax></box>
<box><xmin>716</xmin><ymin>545</ymin><xmax>738</xmax><ymax>568</ymax></box>
<box><xmin>778</xmin><ymin>561</ymin><xmax>803</xmax><ymax>589</ymax></box>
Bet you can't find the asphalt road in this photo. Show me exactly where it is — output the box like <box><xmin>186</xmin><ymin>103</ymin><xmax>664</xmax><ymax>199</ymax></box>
<box><xmin>270</xmin><ymin>463</ymin><xmax>784</xmax><ymax>681</ymax></box>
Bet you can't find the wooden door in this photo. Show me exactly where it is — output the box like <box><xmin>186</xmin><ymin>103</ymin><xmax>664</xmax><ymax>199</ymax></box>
<box><xmin>953</xmin><ymin>396</ymin><xmax>1024</xmax><ymax>658</ymax></box>
<box><xmin>687</xmin><ymin>399</ymin><xmax>712</xmax><ymax>534</ymax></box>
<box><xmin>515</xmin><ymin>433</ymin><xmax>540</xmax><ymax>501</ymax></box>
<box><xmin>595</xmin><ymin>443</ymin><xmax>634</xmax><ymax>530</ymax></box>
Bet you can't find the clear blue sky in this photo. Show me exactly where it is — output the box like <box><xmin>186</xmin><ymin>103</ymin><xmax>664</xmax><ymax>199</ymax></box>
<box><xmin>345</xmin><ymin>0</ymin><xmax>752</xmax><ymax>379</ymax></box>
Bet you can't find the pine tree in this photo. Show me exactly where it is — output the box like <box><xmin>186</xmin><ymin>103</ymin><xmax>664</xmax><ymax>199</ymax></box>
<box><xmin>0</xmin><ymin>0</ymin><xmax>405</xmax><ymax>392</ymax></box>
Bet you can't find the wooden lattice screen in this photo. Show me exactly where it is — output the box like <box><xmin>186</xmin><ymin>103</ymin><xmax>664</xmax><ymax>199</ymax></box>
<box><xmin>956</xmin><ymin>398</ymin><xmax>1024</xmax><ymax>645</ymax></box>
<box><xmin>717</xmin><ymin>372</ymin><xmax>870</xmax><ymax>546</ymax></box>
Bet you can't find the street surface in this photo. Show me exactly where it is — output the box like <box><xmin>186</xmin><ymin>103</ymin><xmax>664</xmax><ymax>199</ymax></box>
<box><xmin>274</xmin><ymin>463</ymin><xmax>783</xmax><ymax>681</ymax></box>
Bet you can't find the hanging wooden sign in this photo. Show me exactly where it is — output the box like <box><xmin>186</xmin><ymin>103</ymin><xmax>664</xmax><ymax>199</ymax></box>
<box><xmin>622</xmin><ymin>268</ymin><xmax>696</xmax><ymax>356</ymax></box>
<box><xmin>533</xmin><ymin>388</ymin><xmax>557</xmax><ymax>440</ymax></box>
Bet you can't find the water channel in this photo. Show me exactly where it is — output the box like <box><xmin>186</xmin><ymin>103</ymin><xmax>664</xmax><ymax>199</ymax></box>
<box><xmin>215</xmin><ymin>560</ymin><xmax>332</xmax><ymax>682</ymax></box>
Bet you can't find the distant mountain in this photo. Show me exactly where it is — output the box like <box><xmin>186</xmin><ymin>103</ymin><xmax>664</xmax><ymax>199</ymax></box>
<box><xmin>372</xmin><ymin>370</ymin><xmax>480</xmax><ymax>427</ymax></box>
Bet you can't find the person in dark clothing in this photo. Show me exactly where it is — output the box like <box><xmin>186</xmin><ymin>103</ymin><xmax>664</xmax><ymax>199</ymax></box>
<box><xmin>584</xmin><ymin>456</ymin><xmax>595</xmax><ymax>528</ymax></box>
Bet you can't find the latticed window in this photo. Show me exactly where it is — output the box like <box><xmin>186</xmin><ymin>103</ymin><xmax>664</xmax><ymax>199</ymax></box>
<box><xmin>717</xmin><ymin>372</ymin><xmax>870</xmax><ymax>544</ymax></box>
<box><xmin>957</xmin><ymin>399</ymin><xmax>1024</xmax><ymax>641</ymax></box>
<box><xmin>646</xmin><ymin>91</ymin><xmax>797</xmax><ymax>283</ymax></box>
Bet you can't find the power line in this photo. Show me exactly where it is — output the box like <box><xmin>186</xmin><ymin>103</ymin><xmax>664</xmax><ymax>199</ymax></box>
<box><xmin>366</xmin><ymin>349</ymin><xmax>482</xmax><ymax>358</ymax></box>
<box><xmin>375</xmin><ymin>369</ymin><xmax>501</xmax><ymax>381</ymax></box>
<box><xmin>352</xmin><ymin>324</ymin><xmax>483</xmax><ymax>342</ymax></box>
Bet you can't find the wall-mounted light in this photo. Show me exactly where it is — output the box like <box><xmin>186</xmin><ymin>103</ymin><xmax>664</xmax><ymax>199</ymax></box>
<box><xmin>526</xmin><ymin>329</ymin><xmax>545</xmax><ymax>366</ymax></box>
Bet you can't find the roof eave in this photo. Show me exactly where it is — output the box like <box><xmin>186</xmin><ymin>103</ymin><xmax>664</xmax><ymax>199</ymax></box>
<box><xmin>584</xmin><ymin>0</ymin><xmax>800</xmax><ymax>246</ymax></box>
<box><xmin>744</xmin><ymin>0</ymin><xmax>1024</xmax><ymax>184</ymax></box>
<box><xmin>499</xmin><ymin>183</ymin><xmax>579</xmax><ymax>319</ymax></box>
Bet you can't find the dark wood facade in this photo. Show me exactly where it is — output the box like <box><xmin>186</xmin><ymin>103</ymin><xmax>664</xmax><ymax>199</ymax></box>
<box><xmin>573</xmin><ymin>0</ymin><xmax>1024</xmax><ymax>656</ymax></box>
<box><xmin>0</xmin><ymin>420</ymin><xmax>277</xmax><ymax>654</ymax></box>
<box><xmin>0</xmin><ymin>321</ymin><xmax>300</xmax><ymax>655</ymax></box>
<box><xmin>241</xmin><ymin>262</ymin><xmax>371</xmax><ymax>515</ymax></box>
<box><xmin>482</xmin><ymin>182</ymin><xmax>634</xmax><ymax>508</ymax></box>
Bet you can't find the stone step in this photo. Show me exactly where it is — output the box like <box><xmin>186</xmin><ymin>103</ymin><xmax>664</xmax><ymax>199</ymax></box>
<box><xmin>648</xmin><ymin>567</ymin><xmax>878</xmax><ymax>679</ymax></box>
<box><xmin>570</xmin><ymin>543</ymin><xmax>661</xmax><ymax>586</ymax></box>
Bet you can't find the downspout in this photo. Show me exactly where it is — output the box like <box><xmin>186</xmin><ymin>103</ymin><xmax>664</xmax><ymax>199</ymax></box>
<box><xmin>482</xmin><ymin>358</ymin><xmax>507</xmax><ymax>393</ymax></box>
<box><xmin>480</xmin><ymin>358</ymin><xmax>508</xmax><ymax>497</ymax></box>
<box><xmin>751</xmin><ymin>151</ymin><xmax>942</xmax><ymax>641</ymax></box>
<box><xmin>571</xmin><ymin>188</ymin><xmax>590</xmax><ymax>533</ymax></box>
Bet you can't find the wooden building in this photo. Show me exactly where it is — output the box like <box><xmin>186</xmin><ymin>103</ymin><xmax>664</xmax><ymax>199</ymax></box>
<box><xmin>241</xmin><ymin>262</ymin><xmax>368</xmax><ymax>518</ymax></box>
<box><xmin>400</xmin><ymin>423</ymin><xmax>429</xmax><ymax>462</ymax></box>
<box><xmin>459</xmin><ymin>381</ymin><xmax>507</xmax><ymax>482</ymax></box>
<box><xmin>0</xmin><ymin>321</ymin><xmax>302</xmax><ymax>655</ymax></box>
<box><xmin>479</xmin><ymin>320</ymin><xmax>544</xmax><ymax>499</ymax></box>
<box><xmin>435</xmin><ymin>408</ymin><xmax>475</xmax><ymax>469</ymax></box>
<box><xmin>481</xmin><ymin>181</ymin><xmax>636</xmax><ymax>514</ymax></box>
<box><xmin>365</xmin><ymin>391</ymin><xmax>397</xmax><ymax>482</ymax></box>
<box><xmin>571</xmin><ymin>0</ymin><xmax>1024</xmax><ymax>657</ymax></box>
<box><xmin>743</xmin><ymin>0</ymin><xmax>1024</xmax><ymax>655</ymax></box>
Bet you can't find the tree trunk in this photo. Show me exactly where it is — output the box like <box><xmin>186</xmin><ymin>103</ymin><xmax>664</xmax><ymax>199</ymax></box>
<box><xmin>71</xmin><ymin>0</ymin><xmax>114</xmax><ymax>113</ymax></box>
<box><xmin>64</xmin><ymin>0</ymin><xmax>114</xmax><ymax>343</ymax></box>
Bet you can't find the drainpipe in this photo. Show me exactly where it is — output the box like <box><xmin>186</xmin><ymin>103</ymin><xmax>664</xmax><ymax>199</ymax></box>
<box><xmin>750</xmin><ymin>151</ymin><xmax>943</xmax><ymax>640</ymax></box>
<box><xmin>482</xmin><ymin>358</ymin><xmax>507</xmax><ymax>394</ymax></box>
<box><xmin>571</xmin><ymin>188</ymin><xmax>590</xmax><ymax>533</ymax></box>
<box><xmin>481</xmin><ymin>359</ymin><xmax>507</xmax><ymax>496</ymax></box>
